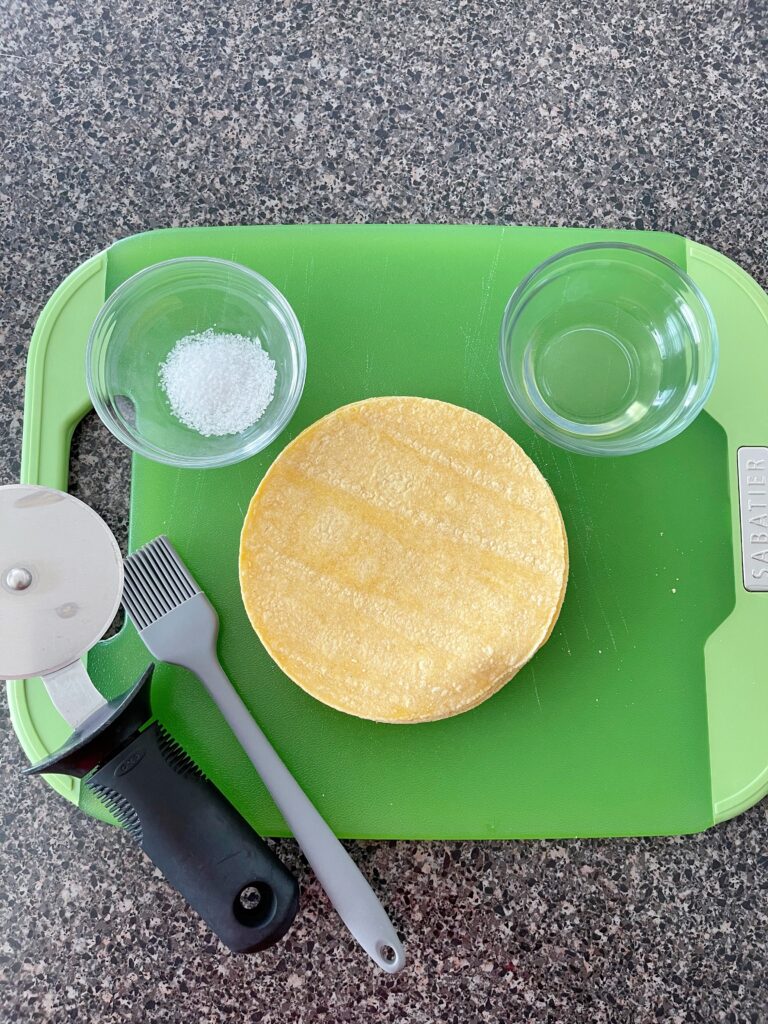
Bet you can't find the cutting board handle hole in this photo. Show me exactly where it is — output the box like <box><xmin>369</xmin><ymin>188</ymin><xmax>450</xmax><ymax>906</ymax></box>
<box><xmin>68</xmin><ymin>410</ymin><xmax>131</xmax><ymax>639</ymax></box>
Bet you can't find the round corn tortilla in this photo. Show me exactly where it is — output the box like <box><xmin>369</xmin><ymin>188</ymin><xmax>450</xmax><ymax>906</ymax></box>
<box><xmin>240</xmin><ymin>397</ymin><xmax>568</xmax><ymax>723</ymax></box>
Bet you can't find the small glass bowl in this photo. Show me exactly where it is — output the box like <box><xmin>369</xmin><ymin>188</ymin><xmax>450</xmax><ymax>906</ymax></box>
<box><xmin>499</xmin><ymin>243</ymin><xmax>718</xmax><ymax>456</ymax></box>
<box><xmin>86</xmin><ymin>257</ymin><xmax>307</xmax><ymax>468</ymax></box>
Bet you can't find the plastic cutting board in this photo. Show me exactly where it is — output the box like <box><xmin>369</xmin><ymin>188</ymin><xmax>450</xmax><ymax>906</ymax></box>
<box><xmin>10</xmin><ymin>225</ymin><xmax>768</xmax><ymax>838</ymax></box>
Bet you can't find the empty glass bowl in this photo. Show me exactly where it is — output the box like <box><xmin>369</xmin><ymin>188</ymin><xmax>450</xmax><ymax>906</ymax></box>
<box><xmin>86</xmin><ymin>258</ymin><xmax>306</xmax><ymax>468</ymax></box>
<box><xmin>499</xmin><ymin>243</ymin><xmax>718</xmax><ymax>456</ymax></box>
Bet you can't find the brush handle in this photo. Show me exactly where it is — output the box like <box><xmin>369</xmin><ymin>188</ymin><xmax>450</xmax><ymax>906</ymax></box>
<box><xmin>89</xmin><ymin>722</ymin><xmax>300</xmax><ymax>954</ymax></box>
<box><xmin>138</xmin><ymin>591</ymin><xmax>405</xmax><ymax>972</ymax></box>
<box><xmin>194</xmin><ymin>656</ymin><xmax>405</xmax><ymax>973</ymax></box>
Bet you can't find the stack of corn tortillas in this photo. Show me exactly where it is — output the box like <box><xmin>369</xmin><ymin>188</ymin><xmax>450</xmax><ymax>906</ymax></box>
<box><xmin>240</xmin><ymin>397</ymin><xmax>568</xmax><ymax>723</ymax></box>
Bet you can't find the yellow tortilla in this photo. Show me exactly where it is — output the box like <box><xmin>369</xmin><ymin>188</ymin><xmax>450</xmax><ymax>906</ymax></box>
<box><xmin>240</xmin><ymin>397</ymin><xmax>568</xmax><ymax>723</ymax></box>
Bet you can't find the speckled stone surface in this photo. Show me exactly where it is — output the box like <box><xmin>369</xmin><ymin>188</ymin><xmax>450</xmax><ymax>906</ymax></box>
<box><xmin>1</xmin><ymin>1</ymin><xmax>767</xmax><ymax>1021</ymax></box>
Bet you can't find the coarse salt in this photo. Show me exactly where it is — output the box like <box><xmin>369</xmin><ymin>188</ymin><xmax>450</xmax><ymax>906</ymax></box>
<box><xmin>159</xmin><ymin>329</ymin><xmax>277</xmax><ymax>436</ymax></box>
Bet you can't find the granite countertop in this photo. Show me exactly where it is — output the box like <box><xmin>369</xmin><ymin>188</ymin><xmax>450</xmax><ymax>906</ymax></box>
<box><xmin>1</xmin><ymin>1</ymin><xmax>767</xmax><ymax>1021</ymax></box>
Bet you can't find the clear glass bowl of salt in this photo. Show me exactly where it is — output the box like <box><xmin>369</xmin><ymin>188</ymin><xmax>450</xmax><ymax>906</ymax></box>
<box><xmin>86</xmin><ymin>257</ymin><xmax>307</xmax><ymax>468</ymax></box>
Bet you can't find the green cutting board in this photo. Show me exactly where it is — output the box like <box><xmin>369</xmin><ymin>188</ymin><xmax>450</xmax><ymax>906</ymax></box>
<box><xmin>11</xmin><ymin>225</ymin><xmax>768</xmax><ymax>838</ymax></box>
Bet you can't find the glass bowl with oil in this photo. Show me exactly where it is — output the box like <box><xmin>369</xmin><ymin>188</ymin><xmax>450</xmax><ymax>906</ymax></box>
<box><xmin>499</xmin><ymin>242</ymin><xmax>718</xmax><ymax>456</ymax></box>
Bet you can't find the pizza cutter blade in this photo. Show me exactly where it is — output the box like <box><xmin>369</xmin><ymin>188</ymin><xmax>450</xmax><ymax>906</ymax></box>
<box><xmin>0</xmin><ymin>484</ymin><xmax>122</xmax><ymax>728</ymax></box>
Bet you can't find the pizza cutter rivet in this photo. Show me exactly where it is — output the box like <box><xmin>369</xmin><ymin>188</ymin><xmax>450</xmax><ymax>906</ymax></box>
<box><xmin>5</xmin><ymin>567</ymin><xmax>32</xmax><ymax>591</ymax></box>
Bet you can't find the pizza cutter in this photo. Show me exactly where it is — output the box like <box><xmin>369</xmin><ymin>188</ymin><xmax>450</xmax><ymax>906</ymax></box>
<box><xmin>0</xmin><ymin>483</ymin><xmax>299</xmax><ymax>953</ymax></box>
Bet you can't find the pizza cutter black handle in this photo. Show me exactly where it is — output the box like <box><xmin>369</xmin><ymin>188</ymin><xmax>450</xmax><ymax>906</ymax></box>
<box><xmin>88</xmin><ymin>722</ymin><xmax>299</xmax><ymax>953</ymax></box>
